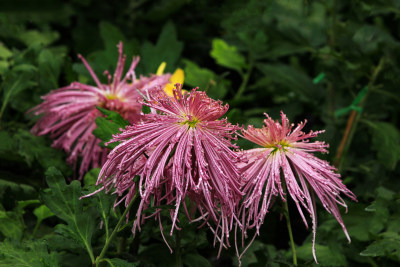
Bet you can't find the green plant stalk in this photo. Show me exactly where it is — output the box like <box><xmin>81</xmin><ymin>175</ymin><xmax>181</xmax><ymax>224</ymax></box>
<box><xmin>335</xmin><ymin>57</ymin><xmax>385</xmax><ymax>171</ymax></box>
<box><xmin>234</xmin><ymin>57</ymin><xmax>254</xmax><ymax>100</ymax></box>
<box><xmin>283</xmin><ymin>199</ymin><xmax>298</xmax><ymax>266</ymax></box>
<box><xmin>31</xmin><ymin>219</ymin><xmax>42</xmax><ymax>239</ymax></box>
<box><xmin>95</xmin><ymin>194</ymin><xmax>138</xmax><ymax>266</ymax></box>
<box><xmin>0</xmin><ymin>79</ymin><xmax>22</xmax><ymax>121</ymax></box>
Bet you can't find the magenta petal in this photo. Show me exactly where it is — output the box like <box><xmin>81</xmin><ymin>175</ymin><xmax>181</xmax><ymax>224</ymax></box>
<box><xmin>94</xmin><ymin>86</ymin><xmax>243</xmax><ymax>252</ymax></box>
<box><xmin>29</xmin><ymin>43</ymin><xmax>171</xmax><ymax>179</ymax></box>
<box><xmin>240</xmin><ymin>111</ymin><xmax>357</xmax><ymax>262</ymax></box>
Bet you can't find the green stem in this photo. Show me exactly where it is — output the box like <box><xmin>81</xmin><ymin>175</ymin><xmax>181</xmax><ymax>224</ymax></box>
<box><xmin>95</xmin><ymin>194</ymin><xmax>138</xmax><ymax>266</ymax></box>
<box><xmin>335</xmin><ymin>57</ymin><xmax>385</xmax><ymax>171</ymax></box>
<box><xmin>283</xmin><ymin>199</ymin><xmax>297</xmax><ymax>266</ymax></box>
<box><xmin>234</xmin><ymin>57</ymin><xmax>254</xmax><ymax>100</ymax></box>
<box><xmin>31</xmin><ymin>220</ymin><xmax>42</xmax><ymax>239</ymax></box>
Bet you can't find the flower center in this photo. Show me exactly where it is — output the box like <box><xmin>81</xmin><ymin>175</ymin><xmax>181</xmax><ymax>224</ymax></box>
<box><xmin>266</xmin><ymin>140</ymin><xmax>290</xmax><ymax>153</ymax></box>
<box><xmin>182</xmin><ymin>116</ymin><xmax>199</xmax><ymax>128</ymax></box>
<box><xmin>105</xmin><ymin>93</ymin><xmax>118</xmax><ymax>100</ymax></box>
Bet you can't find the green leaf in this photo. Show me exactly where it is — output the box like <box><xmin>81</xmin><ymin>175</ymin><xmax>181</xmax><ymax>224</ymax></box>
<box><xmin>17</xmin><ymin>199</ymin><xmax>41</xmax><ymax>209</ymax></box>
<box><xmin>0</xmin><ymin>130</ymin><xmax>17</xmax><ymax>155</ymax></box>
<box><xmin>140</xmin><ymin>21</ymin><xmax>183</xmax><ymax>74</ymax></box>
<box><xmin>14</xmin><ymin>129</ymin><xmax>71</xmax><ymax>174</ymax></box>
<box><xmin>37</xmin><ymin>48</ymin><xmax>65</xmax><ymax>89</ymax></box>
<box><xmin>0</xmin><ymin>240</ymin><xmax>61</xmax><ymax>267</ymax></box>
<box><xmin>296</xmin><ymin>243</ymin><xmax>347</xmax><ymax>266</ymax></box>
<box><xmin>142</xmin><ymin>104</ymin><xmax>151</xmax><ymax>114</ymax></box>
<box><xmin>83</xmin><ymin>168</ymin><xmax>101</xmax><ymax>187</ymax></box>
<box><xmin>99</xmin><ymin>22</ymin><xmax>129</xmax><ymax>52</ymax></box>
<box><xmin>97</xmin><ymin>107</ymin><xmax>130</xmax><ymax>127</ymax></box>
<box><xmin>183</xmin><ymin>59</ymin><xmax>228</xmax><ymax>99</ymax></box>
<box><xmin>0</xmin><ymin>178</ymin><xmax>36</xmax><ymax>202</ymax></box>
<box><xmin>33</xmin><ymin>205</ymin><xmax>55</xmax><ymax>222</ymax></box>
<box><xmin>360</xmin><ymin>232</ymin><xmax>400</xmax><ymax>257</ymax></box>
<box><xmin>0</xmin><ymin>69</ymin><xmax>37</xmax><ymax>118</ymax></box>
<box><xmin>18</xmin><ymin>30</ymin><xmax>60</xmax><ymax>46</ymax></box>
<box><xmin>93</xmin><ymin>107</ymin><xmax>129</xmax><ymax>149</ymax></box>
<box><xmin>0</xmin><ymin>44</ymin><xmax>12</xmax><ymax>59</ymax></box>
<box><xmin>210</xmin><ymin>38</ymin><xmax>247</xmax><ymax>73</ymax></box>
<box><xmin>73</xmin><ymin>22</ymin><xmax>139</xmax><ymax>82</ymax></box>
<box><xmin>0</xmin><ymin>204</ymin><xmax>25</xmax><ymax>240</ymax></box>
<box><xmin>93</xmin><ymin>117</ymin><xmax>122</xmax><ymax>148</ymax></box>
<box><xmin>104</xmin><ymin>258</ymin><xmax>139</xmax><ymax>267</ymax></box>
<box><xmin>256</xmin><ymin>63</ymin><xmax>321</xmax><ymax>103</ymax></box>
<box><xmin>139</xmin><ymin>243</ymin><xmax>176</xmax><ymax>267</ymax></box>
<box><xmin>365</xmin><ymin>121</ymin><xmax>400</xmax><ymax>170</ymax></box>
<box><xmin>182</xmin><ymin>254</ymin><xmax>211</xmax><ymax>267</ymax></box>
<box><xmin>40</xmin><ymin>167</ymin><xmax>97</xmax><ymax>262</ymax></box>
<box><xmin>353</xmin><ymin>25</ymin><xmax>399</xmax><ymax>54</ymax></box>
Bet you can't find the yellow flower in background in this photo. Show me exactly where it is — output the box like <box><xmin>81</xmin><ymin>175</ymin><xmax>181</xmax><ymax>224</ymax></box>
<box><xmin>156</xmin><ymin>62</ymin><xmax>185</xmax><ymax>96</ymax></box>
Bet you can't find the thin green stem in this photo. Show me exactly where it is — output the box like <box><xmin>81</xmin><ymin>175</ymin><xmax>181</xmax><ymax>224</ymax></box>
<box><xmin>335</xmin><ymin>56</ymin><xmax>385</xmax><ymax>171</ymax></box>
<box><xmin>283</xmin><ymin>199</ymin><xmax>297</xmax><ymax>266</ymax></box>
<box><xmin>95</xmin><ymin>194</ymin><xmax>138</xmax><ymax>266</ymax></box>
<box><xmin>234</xmin><ymin>57</ymin><xmax>254</xmax><ymax>100</ymax></box>
<box><xmin>31</xmin><ymin>220</ymin><xmax>41</xmax><ymax>239</ymax></box>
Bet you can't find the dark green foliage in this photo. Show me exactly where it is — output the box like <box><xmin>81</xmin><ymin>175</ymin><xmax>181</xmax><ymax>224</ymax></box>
<box><xmin>93</xmin><ymin>107</ymin><xmax>129</xmax><ymax>149</ymax></box>
<box><xmin>1</xmin><ymin>0</ymin><xmax>400</xmax><ymax>266</ymax></box>
<box><xmin>0</xmin><ymin>240</ymin><xmax>61</xmax><ymax>267</ymax></box>
<box><xmin>140</xmin><ymin>21</ymin><xmax>184</xmax><ymax>74</ymax></box>
<box><xmin>41</xmin><ymin>167</ymin><xmax>98</xmax><ymax>261</ymax></box>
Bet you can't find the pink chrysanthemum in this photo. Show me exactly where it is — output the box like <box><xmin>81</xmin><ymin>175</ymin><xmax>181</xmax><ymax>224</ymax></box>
<box><xmin>29</xmin><ymin>42</ymin><xmax>171</xmax><ymax>178</ymax></box>
<box><xmin>95</xmin><ymin>85</ymin><xmax>242</xmax><ymax>254</ymax></box>
<box><xmin>240</xmin><ymin>112</ymin><xmax>356</xmax><ymax>262</ymax></box>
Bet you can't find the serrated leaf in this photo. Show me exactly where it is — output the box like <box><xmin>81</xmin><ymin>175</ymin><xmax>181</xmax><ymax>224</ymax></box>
<box><xmin>140</xmin><ymin>21</ymin><xmax>183</xmax><ymax>74</ymax></box>
<box><xmin>73</xmin><ymin>22</ymin><xmax>139</xmax><ymax>82</ymax></box>
<box><xmin>0</xmin><ymin>240</ymin><xmax>61</xmax><ymax>267</ymax></box>
<box><xmin>210</xmin><ymin>38</ymin><xmax>247</xmax><ymax>73</ymax></box>
<box><xmin>40</xmin><ymin>167</ymin><xmax>97</xmax><ymax>261</ymax></box>
<box><xmin>0</xmin><ymin>205</ymin><xmax>25</xmax><ymax>240</ymax></box>
<box><xmin>14</xmin><ymin>129</ymin><xmax>71</xmax><ymax>174</ymax></box>
<box><xmin>93</xmin><ymin>117</ymin><xmax>122</xmax><ymax>148</ymax></box>
<box><xmin>365</xmin><ymin>121</ymin><xmax>400</xmax><ymax>170</ymax></box>
<box><xmin>97</xmin><ymin>107</ymin><xmax>129</xmax><ymax>127</ymax></box>
<box><xmin>93</xmin><ymin>108</ymin><xmax>129</xmax><ymax>148</ymax></box>
<box><xmin>360</xmin><ymin>232</ymin><xmax>400</xmax><ymax>257</ymax></box>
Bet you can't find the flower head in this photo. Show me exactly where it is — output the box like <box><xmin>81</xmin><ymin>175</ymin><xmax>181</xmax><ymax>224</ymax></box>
<box><xmin>29</xmin><ymin>42</ymin><xmax>171</xmax><ymax>178</ymax></box>
<box><xmin>96</xmin><ymin>85</ymin><xmax>242</xmax><ymax>253</ymax></box>
<box><xmin>240</xmin><ymin>112</ymin><xmax>356</xmax><ymax>262</ymax></box>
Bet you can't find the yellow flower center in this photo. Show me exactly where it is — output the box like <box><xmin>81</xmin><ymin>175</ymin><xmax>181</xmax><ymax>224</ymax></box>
<box><xmin>106</xmin><ymin>94</ymin><xmax>118</xmax><ymax>100</ymax></box>
<box><xmin>182</xmin><ymin>116</ymin><xmax>199</xmax><ymax>128</ymax></box>
<box><xmin>266</xmin><ymin>140</ymin><xmax>290</xmax><ymax>153</ymax></box>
